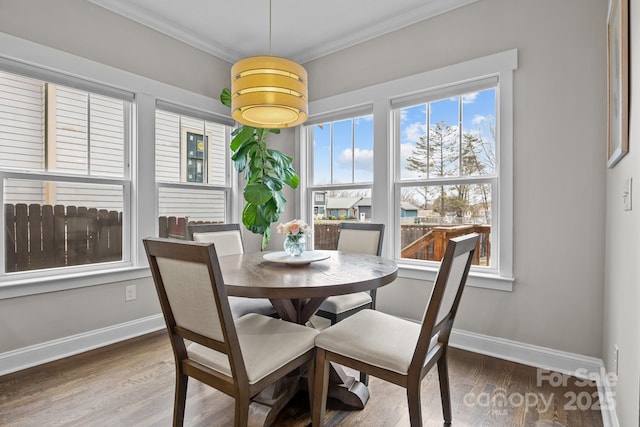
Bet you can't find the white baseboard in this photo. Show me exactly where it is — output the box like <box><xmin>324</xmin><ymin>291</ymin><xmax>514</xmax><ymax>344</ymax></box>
<box><xmin>450</xmin><ymin>328</ymin><xmax>619</xmax><ymax>427</ymax></box>
<box><xmin>0</xmin><ymin>314</ymin><xmax>165</xmax><ymax>376</ymax></box>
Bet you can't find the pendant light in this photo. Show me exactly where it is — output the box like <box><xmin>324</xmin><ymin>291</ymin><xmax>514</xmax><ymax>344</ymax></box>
<box><xmin>231</xmin><ymin>0</ymin><xmax>308</xmax><ymax>129</ymax></box>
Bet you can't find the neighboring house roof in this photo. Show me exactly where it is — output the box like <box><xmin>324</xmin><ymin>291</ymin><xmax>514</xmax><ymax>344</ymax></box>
<box><xmin>326</xmin><ymin>197</ymin><xmax>363</xmax><ymax>209</ymax></box>
<box><xmin>400</xmin><ymin>201</ymin><xmax>419</xmax><ymax>211</ymax></box>
<box><xmin>357</xmin><ymin>198</ymin><xmax>372</xmax><ymax>207</ymax></box>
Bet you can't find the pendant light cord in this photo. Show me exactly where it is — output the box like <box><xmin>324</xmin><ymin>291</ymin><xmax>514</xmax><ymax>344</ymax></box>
<box><xmin>269</xmin><ymin>0</ymin><xmax>272</xmax><ymax>55</ymax></box>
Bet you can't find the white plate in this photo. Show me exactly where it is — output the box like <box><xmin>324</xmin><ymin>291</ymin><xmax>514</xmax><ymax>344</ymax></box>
<box><xmin>263</xmin><ymin>251</ymin><xmax>331</xmax><ymax>265</ymax></box>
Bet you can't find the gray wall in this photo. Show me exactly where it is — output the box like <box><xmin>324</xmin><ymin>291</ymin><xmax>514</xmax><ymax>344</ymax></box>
<box><xmin>305</xmin><ymin>0</ymin><xmax>607</xmax><ymax>358</ymax></box>
<box><xmin>603</xmin><ymin>1</ymin><xmax>640</xmax><ymax>425</ymax></box>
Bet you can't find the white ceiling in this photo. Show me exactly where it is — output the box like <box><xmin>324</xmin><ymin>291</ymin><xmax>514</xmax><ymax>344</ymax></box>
<box><xmin>88</xmin><ymin>0</ymin><xmax>477</xmax><ymax>64</ymax></box>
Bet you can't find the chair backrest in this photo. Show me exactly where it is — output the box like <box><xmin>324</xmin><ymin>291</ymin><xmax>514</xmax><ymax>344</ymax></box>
<box><xmin>410</xmin><ymin>233</ymin><xmax>479</xmax><ymax>372</ymax></box>
<box><xmin>336</xmin><ymin>223</ymin><xmax>384</xmax><ymax>256</ymax></box>
<box><xmin>187</xmin><ymin>223</ymin><xmax>244</xmax><ymax>256</ymax></box>
<box><xmin>143</xmin><ymin>238</ymin><xmax>248</xmax><ymax>383</ymax></box>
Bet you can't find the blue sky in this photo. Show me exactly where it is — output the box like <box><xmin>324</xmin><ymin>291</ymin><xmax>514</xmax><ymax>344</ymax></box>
<box><xmin>400</xmin><ymin>88</ymin><xmax>496</xmax><ymax>179</ymax></box>
<box><xmin>312</xmin><ymin>115</ymin><xmax>373</xmax><ymax>184</ymax></box>
<box><xmin>312</xmin><ymin>88</ymin><xmax>495</xmax><ymax>185</ymax></box>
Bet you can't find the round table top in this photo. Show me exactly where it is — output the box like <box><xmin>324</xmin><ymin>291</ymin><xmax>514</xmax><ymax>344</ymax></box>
<box><xmin>218</xmin><ymin>250</ymin><xmax>398</xmax><ymax>299</ymax></box>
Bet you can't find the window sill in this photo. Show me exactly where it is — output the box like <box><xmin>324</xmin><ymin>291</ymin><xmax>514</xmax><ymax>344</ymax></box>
<box><xmin>0</xmin><ymin>266</ymin><xmax>151</xmax><ymax>300</ymax></box>
<box><xmin>397</xmin><ymin>262</ymin><xmax>514</xmax><ymax>292</ymax></box>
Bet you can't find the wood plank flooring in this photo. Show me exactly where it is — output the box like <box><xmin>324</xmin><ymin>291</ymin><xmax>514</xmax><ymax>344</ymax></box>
<box><xmin>0</xmin><ymin>330</ymin><xmax>604</xmax><ymax>426</ymax></box>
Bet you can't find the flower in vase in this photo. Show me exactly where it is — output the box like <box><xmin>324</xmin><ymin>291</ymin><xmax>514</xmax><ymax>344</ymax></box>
<box><xmin>277</xmin><ymin>219</ymin><xmax>310</xmax><ymax>236</ymax></box>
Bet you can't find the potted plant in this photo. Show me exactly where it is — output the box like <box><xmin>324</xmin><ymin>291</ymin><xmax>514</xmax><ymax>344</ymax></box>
<box><xmin>220</xmin><ymin>88</ymin><xmax>299</xmax><ymax>250</ymax></box>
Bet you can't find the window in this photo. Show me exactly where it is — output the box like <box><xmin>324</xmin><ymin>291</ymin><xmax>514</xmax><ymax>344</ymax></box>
<box><xmin>305</xmin><ymin>112</ymin><xmax>373</xmax><ymax>250</ymax></box>
<box><xmin>0</xmin><ymin>69</ymin><xmax>132</xmax><ymax>275</ymax></box>
<box><xmin>302</xmin><ymin>50</ymin><xmax>516</xmax><ymax>289</ymax></box>
<box><xmin>394</xmin><ymin>84</ymin><xmax>496</xmax><ymax>271</ymax></box>
<box><xmin>155</xmin><ymin>107</ymin><xmax>231</xmax><ymax>237</ymax></box>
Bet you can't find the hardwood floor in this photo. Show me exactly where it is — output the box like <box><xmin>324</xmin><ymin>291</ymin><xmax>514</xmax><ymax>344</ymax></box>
<box><xmin>0</xmin><ymin>330</ymin><xmax>604</xmax><ymax>427</ymax></box>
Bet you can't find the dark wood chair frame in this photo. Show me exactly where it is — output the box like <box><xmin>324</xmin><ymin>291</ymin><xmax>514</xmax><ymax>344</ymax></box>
<box><xmin>314</xmin><ymin>222</ymin><xmax>385</xmax><ymax>324</ymax></box>
<box><xmin>312</xmin><ymin>233</ymin><xmax>479</xmax><ymax>427</ymax></box>
<box><xmin>144</xmin><ymin>238</ymin><xmax>315</xmax><ymax>427</ymax></box>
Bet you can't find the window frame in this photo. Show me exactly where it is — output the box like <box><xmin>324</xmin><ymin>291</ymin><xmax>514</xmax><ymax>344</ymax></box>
<box><xmin>392</xmin><ymin>81</ymin><xmax>499</xmax><ymax>274</ymax></box>
<box><xmin>301</xmin><ymin>49</ymin><xmax>517</xmax><ymax>291</ymax></box>
<box><xmin>0</xmin><ymin>33</ymin><xmax>235</xmax><ymax>298</ymax></box>
<box><xmin>0</xmin><ymin>70</ymin><xmax>134</xmax><ymax>281</ymax></box>
<box><xmin>155</xmin><ymin>104</ymin><xmax>233</xmax><ymax>225</ymax></box>
<box><xmin>303</xmin><ymin>110</ymin><xmax>375</xmax><ymax>247</ymax></box>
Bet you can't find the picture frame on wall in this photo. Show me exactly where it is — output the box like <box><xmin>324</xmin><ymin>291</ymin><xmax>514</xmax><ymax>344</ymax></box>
<box><xmin>607</xmin><ymin>0</ymin><xmax>629</xmax><ymax>168</ymax></box>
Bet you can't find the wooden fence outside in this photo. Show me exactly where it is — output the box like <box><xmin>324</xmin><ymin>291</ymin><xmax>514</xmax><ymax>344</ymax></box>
<box><xmin>5</xmin><ymin>208</ymin><xmax>490</xmax><ymax>273</ymax></box>
<box><xmin>5</xmin><ymin>203</ymin><xmax>122</xmax><ymax>272</ymax></box>
<box><xmin>313</xmin><ymin>220</ymin><xmax>490</xmax><ymax>266</ymax></box>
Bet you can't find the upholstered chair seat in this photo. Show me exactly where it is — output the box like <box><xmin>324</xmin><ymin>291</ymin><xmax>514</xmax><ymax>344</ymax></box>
<box><xmin>314</xmin><ymin>310</ymin><xmax>439</xmax><ymax>375</ymax></box>
<box><xmin>317</xmin><ymin>292</ymin><xmax>373</xmax><ymax>315</ymax></box>
<box><xmin>187</xmin><ymin>313</ymin><xmax>317</xmax><ymax>384</ymax></box>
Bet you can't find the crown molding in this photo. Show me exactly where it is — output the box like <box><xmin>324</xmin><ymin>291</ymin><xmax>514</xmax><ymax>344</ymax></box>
<box><xmin>89</xmin><ymin>0</ymin><xmax>478</xmax><ymax>64</ymax></box>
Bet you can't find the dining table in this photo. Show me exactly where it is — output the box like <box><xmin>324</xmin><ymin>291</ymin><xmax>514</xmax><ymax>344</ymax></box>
<box><xmin>217</xmin><ymin>249</ymin><xmax>398</xmax><ymax>427</ymax></box>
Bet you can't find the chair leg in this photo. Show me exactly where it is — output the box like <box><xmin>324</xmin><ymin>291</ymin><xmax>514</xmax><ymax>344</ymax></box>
<box><xmin>437</xmin><ymin>353</ymin><xmax>453</xmax><ymax>424</ymax></box>
<box><xmin>234</xmin><ymin>396</ymin><xmax>250</xmax><ymax>427</ymax></box>
<box><xmin>406</xmin><ymin>381</ymin><xmax>423</xmax><ymax>427</ymax></box>
<box><xmin>306</xmin><ymin>356</ymin><xmax>315</xmax><ymax>410</ymax></box>
<box><xmin>311</xmin><ymin>348</ymin><xmax>331</xmax><ymax>427</ymax></box>
<box><xmin>173</xmin><ymin>372</ymin><xmax>188</xmax><ymax>427</ymax></box>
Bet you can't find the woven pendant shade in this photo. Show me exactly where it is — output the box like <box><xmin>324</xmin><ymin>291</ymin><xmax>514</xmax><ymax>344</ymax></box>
<box><xmin>231</xmin><ymin>56</ymin><xmax>308</xmax><ymax>128</ymax></box>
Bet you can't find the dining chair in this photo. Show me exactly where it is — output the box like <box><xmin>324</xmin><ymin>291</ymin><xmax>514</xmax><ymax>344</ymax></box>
<box><xmin>312</xmin><ymin>233</ymin><xmax>479</xmax><ymax>427</ymax></box>
<box><xmin>314</xmin><ymin>222</ymin><xmax>385</xmax><ymax>325</ymax></box>
<box><xmin>143</xmin><ymin>238</ymin><xmax>318</xmax><ymax>427</ymax></box>
<box><xmin>187</xmin><ymin>223</ymin><xmax>277</xmax><ymax>319</ymax></box>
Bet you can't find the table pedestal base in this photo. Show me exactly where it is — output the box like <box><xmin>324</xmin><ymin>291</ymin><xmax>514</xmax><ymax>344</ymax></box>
<box><xmin>249</xmin><ymin>374</ymin><xmax>302</xmax><ymax>427</ymax></box>
<box><xmin>248</xmin><ymin>363</ymin><xmax>369</xmax><ymax>427</ymax></box>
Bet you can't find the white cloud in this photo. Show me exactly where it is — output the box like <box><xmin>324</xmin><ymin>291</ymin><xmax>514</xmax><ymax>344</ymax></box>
<box><xmin>471</xmin><ymin>114</ymin><xmax>487</xmax><ymax>126</ymax></box>
<box><xmin>399</xmin><ymin>143</ymin><xmax>422</xmax><ymax>179</ymax></box>
<box><xmin>462</xmin><ymin>92</ymin><xmax>479</xmax><ymax>104</ymax></box>
<box><xmin>404</xmin><ymin>122</ymin><xmax>426</xmax><ymax>143</ymax></box>
<box><xmin>339</xmin><ymin>148</ymin><xmax>373</xmax><ymax>166</ymax></box>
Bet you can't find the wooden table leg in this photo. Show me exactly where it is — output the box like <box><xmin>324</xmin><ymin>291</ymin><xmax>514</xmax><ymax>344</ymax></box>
<box><xmin>269</xmin><ymin>297</ymin><xmax>325</xmax><ymax>324</ymax></box>
<box><xmin>326</xmin><ymin>363</ymin><xmax>370</xmax><ymax>409</ymax></box>
<box><xmin>247</xmin><ymin>373</ymin><xmax>302</xmax><ymax>427</ymax></box>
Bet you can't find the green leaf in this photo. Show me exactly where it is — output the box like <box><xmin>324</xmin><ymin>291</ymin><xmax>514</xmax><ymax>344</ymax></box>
<box><xmin>282</xmin><ymin>168</ymin><xmax>299</xmax><ymax>189</ymax></box>
<box><xmin>230</xmin><ymin>126</ymin><xmax>256</xmax><ymax>151</ymax></box>
<box><xmin>244</xmin><ymin>183</ymin><xmax>273</xmax><ymax>205</ymax></box>
<box><xmin>231</xmin><ymin>144</ymin><xmax>251</xmax><ymax>173</ymax></box>
<box><xmin>258</xmin><ymin>199</ymin><xmax>280</xmax><ymax>224</ymax></box>
<box><xmin>261</xmin><ymin>227</ymin><xmax>271</xmax><ymax>250</ymax></box>
<box><xmin>273</xmin><ymin>191</ymin><xmax>287</xmax><ymax>212</ymax></box>
<box><xmin>263</xmin><ymin>176</ymin><xmax>284</xmax><ymax>192</ymax></box>
<box><xmin>242</xmin><ymin>203</ymin><xmax>265</xmax><ymax>235</ymax></box>
<box><xmin>220</xmin><ymin>88</ymin><xmax>232</xmax><ymax>107</ymax></box>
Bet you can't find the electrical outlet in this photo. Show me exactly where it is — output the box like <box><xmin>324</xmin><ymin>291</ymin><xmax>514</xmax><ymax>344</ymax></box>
<box><xmin>614</xmin><ymin>344</ymin><xmax>619</xmax><ymax>376</ymax></box>
<box><xmin>125</xmin><ymin>284</ymin><xmax>137</xmax><ymax>302</ymax></box>
<box><xmin>623</xmin><ymin>177</ymin><xmax>632</xmax><ymax>211</ymax></box>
